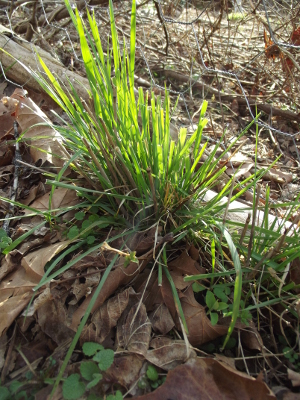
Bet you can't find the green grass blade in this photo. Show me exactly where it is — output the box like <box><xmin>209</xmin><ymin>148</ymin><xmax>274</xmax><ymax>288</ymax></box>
<box><xmin>50</xmin><ymin>253</ymin><xmax>119</xmax><ymax>397</ymax></box>
<box><xmin>217</xmin><ymin>223</ymin><xmax>242</xmax><ymax>349</ymax></box>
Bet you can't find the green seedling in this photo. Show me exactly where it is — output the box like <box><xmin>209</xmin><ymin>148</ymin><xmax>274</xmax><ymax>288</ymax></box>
<box><xmin>0</xmin><ymin>381</ymin><xmax>28</xmax><ymax>400</ymax></box>
<box><xmin>0</xmin><ymin>228</ymin><xmax>12</xmax><ymax>251</ymax></box>
<box><xmin>138</xmin><ymin>364</ymin><xmax>166</xmax><ymax>391</ymax></box>
<box><xmin>283</xmin><ymin>347</ymin><xmax>300</xmax><ymax>371</ymax></box>
<box><xmin>205</xmin><ymin>290</ymin><xmax>229</xmax><ymax>326</ymax></box>
<box><xmin>62</xmin><ymin>342</ymin><xmax>116</xmax><ymax>400</ymax></box>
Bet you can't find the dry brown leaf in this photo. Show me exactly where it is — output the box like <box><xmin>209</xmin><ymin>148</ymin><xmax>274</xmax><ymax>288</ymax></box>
<box><xmin>134</xmin><ymin>357</ymin><xmax>276</xmax><ymax>400</ymax></box>
<box><xmin>10</xmin><ymin>88</ymin><xmax>70</xmax><ymax>168</ymax></box>
<box><xmin>0</xmin><ymin>113</ymin><xmax>15</xmax><ymax>138</ymax></box>
<box><xmin>71</xmin><ymin>254</ymin><xmax>152</xmax><ymax>330</ymax></box>
<box><xmin>104</xmin><ymin>354</ymin><xmax>144</xmax><ymax>389</ymax></box>
<box><xmin>0</xmin><ymin>263</ymin><xmax>39</xmax><ymax>301</ymax></box>
<box><xmin>218</xmin><ymin>318</ymin><xmax>263</xmax><ymax>351</ymax></box>
<box><xmin>145</xmin><ymin>337</ymin><xmax>196</xmax><ymax>371</ymax></box>
<box><xmin>180</xmin><ymin>286</ymin><xmax>228</xmax><ymax>346</ymax></box>
<box><xmin>214</xmin><ymin>353</ymin><xmax>236</xmax><ymax>369</ymax></box>
<box><xmin>91</xmin><ymin>287</ymin><xmax>134</xmax><ymax>342</ymax></box>
<box><xmin>117</xmin><ymin>302</ymin><xmax>151</xmax><ymax>357</ymax></box>
<box><xmin>251</xmin><ymin>167</ymin><xmax>293</xmax><ymax>184</ymax></box>
<box><xmin>23</xmin><ymin>286</ymin><xmax>52</xmax><ymax>316</ymax></box>
<box><xmin>21</xmin><ymin>241</ymin><xmax>71</xmax><ymax>282</ymax></box>
<box><xmin>0</xmin><ymin>293</ymin><xmax>32</xmax><ymax>336</ymax></box>
<box><xmin>20</xmin><ymin>182</ymin><xmax>46</xmax><ymax>206</ymax></box>
<box><xmin>168</xmin><ymin>251</ymin><xmax>201</xmax><ymax>290</ymax></box>
<box><xmin>0</xmin><ymin>254</ymin><xmax>18</xmax><ymax>281</ymax></box>
<box><xmin>226</xmin><ymin>162</ymin><xmax>253</xmax><ymax>179</ymax></box>
<box><xmin>0</xmin><ymin>146</ymin><xmax>14</xmax><ymax>167</ymax></box>
<box><xmin>68</xmin><ymin>267</ymin><xmax>100</xmax><ymax>305</ymax></box>
<box><xmin>149</xmin><ymin>303</ymin><xmax>174</xmax><ymax>335</ymax></box>
<box><xmin>23</xmin><ymin>187</ymin><xmax>79</xmax><ymax>216</ymax></box>
<box><xmin>37</xmin><ymin>298</ymin><xmax>75</xmax><ymax>345</ymax></box>
<box><xmin>0</xmin><ymin>241</ymin><xmax>70</xmax><ymax>335</ymax></box>
<box><xmin>0</xmin><ymin>165</ymin><xmax>14</xmax><ymax>188</ymax></box>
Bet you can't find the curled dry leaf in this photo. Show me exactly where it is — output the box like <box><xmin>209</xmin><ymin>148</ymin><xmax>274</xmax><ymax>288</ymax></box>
<box><xmin>134</xmin><ymin>357</ymin><xmax>276</xmax><ymax>400</ymax></box>
<box><xmin>21</xmin><ymin>241</ymin><xmax>71</xmax><ymax>282</ymax></box>
<box><xmin>68</xmin><ymin>267</ymin><xmax>100</xmax><ymax>305</ymax></box>
<box><xmin>146</xmin><ymin>337</ymin><xmax>196</xmax><ymax>371</ymax></box>
<box><xmin>149</xmin><ymin>303</ymin><xmax>174</xmax><ymax>335</ymax></box>
<box><xmin>91</xmin><ymin>287</ymin><xmax>135</xmax><ymax>343</ymax></box>
<box><xmin>104</xmin><ymin>354</ymin><xmax>144</xmax><ymax>389</ymax></box>
<box><xmin>10</xmin><ymin>88</ymin><xmax>70</xmax><ymax>169</ymax></box>
<box><xmin>180</xmin><ymin>286</ymin><xmax>228</xmax><ymax>346</ymax></box>
<box><xmin>218</xmin><ymin>318</ymin><xmax>263</xmax><ymax>351</ymax></box>
<box><xmin>22</xmin><ymin>286</ymin><xmax>52</xmax><ymax>317</ymax></box>
<box><xmin>71</xmin><ymin>236</ymin><xmax>160</xmax><ymax>330</ymax></box>
<box><xmin>0</xmin><ymin>241</ymin><xmax>70</xmax><ymax>335</ymax></box>
<box><xmin>139</xmin><ymin>260</ymin><xmax>228</xmax><ymax>346</ymax></box>
<box><xmin>37</xmin><ymin>298</ymin><xmax>75</xmax><ymax>345</ymax></box>
<box><xmin>250</xmin><ymin>167</ymin><xmax>293</xmax><ymax>184</ymax></box>
<box><xmin>23</xmin><ymin>187</ymin><xmax>80</xmax><ymax>216</ymax></box>
<box><xmin>168</xmin><ymin>251</ymin><xmax>202</xmax><ymax>290</ymax></box>
<box><xmin>116</xmin><ymin>303</ymin><xmax>151</xmax><ymax>357</ymax></box>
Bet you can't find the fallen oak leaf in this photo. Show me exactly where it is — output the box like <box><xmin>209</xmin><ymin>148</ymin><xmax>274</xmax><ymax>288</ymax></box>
<box><xmin>71</xmin><ymin>232</ymin><xmax>174</xmax><ymax>330</ymax></box>
<box><xmin>134</xmin><ymin>357</ymin><xmax>276</xmax><ymax>400</ymax></box>
<box><xmin>145</xmin><ymin>337</ymin><xmax>196</xmax><ymax>371</ymax></box>
<box><xmin>116</xmin><ymin>302</ymin><xmax>151</xmax><ymax>357</ymax></box>
<box><xmin>180</xmin><ymin>286</ymin><xmax>228</xmax><ymax>346</ymax></box>
<box><xmin>91</xmin><ymin>287</ymin><xmax>135</xmax><ymax>343</ymax></box>
<box><xmin>11</xmin><ymin>88</ymin><xmax>70</xmax><ymax>170</ymax></box>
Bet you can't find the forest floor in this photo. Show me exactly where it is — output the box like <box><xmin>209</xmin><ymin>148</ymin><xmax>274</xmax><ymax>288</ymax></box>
<box><xmin>0</xmin><ymin>1</ymin><xmax>299</xmax><ymax>399</ymax></box>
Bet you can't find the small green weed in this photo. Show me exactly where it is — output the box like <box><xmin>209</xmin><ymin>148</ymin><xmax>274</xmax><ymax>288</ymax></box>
<box><xmin>0</xmin><ymin>357</ymin><xmax>57</xmax><ymax>400</ymax></box>
<box><xmin>0</xmin><ymin>228</ymin><xmax>12</xmax><ymax>252</ymax></box>
<box><xmin>138</xmin><ymin>364</ymin><xmax>166</xmax><ymax>391</ymax></box>
<box><xmin>0</xmin><ymin>381</ymin><xmax>28</xmax><ymax>400</ymax></box>
<box><xmin>205</xmin><ymin>289</ymin><xmax>229</xmax><ymax>326</ymax></box>
<box><xmin>279</xmin><ymin>334</ymin><xmax>300</xmax><ymax>372</ymax></box>
<box><xmin>283</xmin><ymin>346</ymin><xmax>300</xmax><ymax>370</ymax></box>
<box><xmin>62</xmin><ymin>342</ymin><xmax>117</xmax><ymax>400</ymax></box>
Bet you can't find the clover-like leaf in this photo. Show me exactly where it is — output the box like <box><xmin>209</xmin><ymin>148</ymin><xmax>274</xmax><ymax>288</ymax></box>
<box><xmin>87</xmin><ymin>236</ymin><xmax>96</xmax><ymax>245</ymax></box>
<box><xmin>86</xmin><ymin>373</ymin><xmax>103</xmax><ymax>390</ymax></box>
<box><xmin>75</xmin><ymin>211</ymin><xmax>85</xmax><ymax>221</ymax></box>
<box><xmin>210</xmin><ymin>312</ymin><xmax>218</xmax><ymax>326</ymax></box>
<box><xmin>93</xmin><ymin>349</ymin><xmax>114</xmax><ymax>371</ymax></box>
<box><xmin>68</xmin><ymin>226</ymin><xmax>79</xmax><ymax>240</ymax></box>
<box><xmin>82</xmin><ymin>342</ymin><xmax>104</xmax><ymax>357</ymax></box>
<box><xmin>206</xmin><ymin>291</ymin><xmax>217</xmax><ymax>310</ymax></box>
<box><xmin>107</xmin><ymin>390</ymin><xmax>123</xmax><ymax>400</ymax></box>
<box><xmin>62</xmin><ymin>374</ymin><xmax>85</xmax><ymax>400</ymax></box>
<box><xmin>80</xmin><ymin>361</ymin><xmax>100</xmax><ymax>381</ymax></box>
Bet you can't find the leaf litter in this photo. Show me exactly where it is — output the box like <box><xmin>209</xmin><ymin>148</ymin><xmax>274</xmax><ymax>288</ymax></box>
<box><xmin>0</xmin><ymin>71</ymin><xmax>297</xmax><ymax>400</ymax></box>
<box><xmin>0</xmin><ymin>1</ymin><xmax>300</xmax><ymax>399</ymax></box>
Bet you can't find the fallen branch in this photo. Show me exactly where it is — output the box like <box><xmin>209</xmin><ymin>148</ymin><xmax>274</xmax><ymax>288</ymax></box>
<box><xmin>0</xmin><ymin>26</ymin><xmax>91</xmax><ymax>101</ymax></box>
<box><xmin>155</xmin><ymin>69</ymin><xmax>300</xmax><ymax>122</ymax></box>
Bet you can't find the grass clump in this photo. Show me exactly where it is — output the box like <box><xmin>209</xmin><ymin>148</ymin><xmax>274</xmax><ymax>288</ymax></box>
<box><xmin>1</xmin><ymin>0</ymin><xmax>300</xmax><ymax>397</ymax></box>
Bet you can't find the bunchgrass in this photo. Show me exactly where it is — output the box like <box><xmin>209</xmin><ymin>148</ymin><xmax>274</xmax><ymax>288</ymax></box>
<box><xmin>1</xmin><ymin>0</ymin><xmax>300</xmax><ymax>396</ymax></box>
